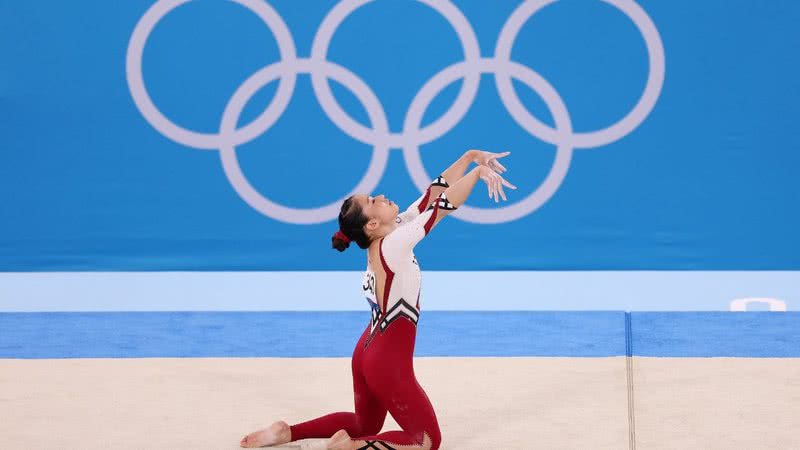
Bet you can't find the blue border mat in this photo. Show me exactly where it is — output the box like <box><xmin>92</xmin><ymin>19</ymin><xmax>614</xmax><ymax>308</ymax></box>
<box><xmin>631</xmin><ymin>312</ymin><xmax>800</xmax><ymax>357</ymax></box>
<box><xmin>1</xmin><ymin>312</ymin><xmax>798</xmax><ymax>358</ymax></box>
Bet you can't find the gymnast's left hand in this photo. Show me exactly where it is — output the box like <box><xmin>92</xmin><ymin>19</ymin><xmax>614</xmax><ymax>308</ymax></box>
<box><xmin>470</xmin><ymin>150</ymin><xmax>510</xmax><ymax>174</ymax></box>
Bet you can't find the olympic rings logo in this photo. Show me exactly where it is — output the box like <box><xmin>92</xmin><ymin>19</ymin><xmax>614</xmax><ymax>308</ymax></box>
<box><xmin>126</xmin><ymin>0</ymin><xmax>665</xmax><ymax>224</ymax></box>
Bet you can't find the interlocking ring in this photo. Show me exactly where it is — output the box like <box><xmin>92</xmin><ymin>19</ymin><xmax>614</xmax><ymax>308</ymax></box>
<box><xmin>126</xmin><ymin>0</ymin><xmax>665</xmax><ymax>224</ymax></box>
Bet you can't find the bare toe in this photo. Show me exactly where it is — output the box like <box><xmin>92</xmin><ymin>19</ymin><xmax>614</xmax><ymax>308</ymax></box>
<box><xmin>240</xmin><ymin>421</ymin><xmax>291</xmax><ymax>448</ymax></box>
<box><xmin>240</xmin><ymin>431</ymin><xmax>264</xmax><ymax>448</ymax></box>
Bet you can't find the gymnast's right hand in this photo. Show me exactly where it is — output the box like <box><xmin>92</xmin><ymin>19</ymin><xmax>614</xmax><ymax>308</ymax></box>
<box><xmin>477</xmin><ymin>165</ymin><xmax>516</xmax><ymax>203</ymax></box>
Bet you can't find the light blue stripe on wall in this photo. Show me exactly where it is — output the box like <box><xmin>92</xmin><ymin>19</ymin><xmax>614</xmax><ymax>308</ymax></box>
<box><xmin>1</xmin><ymin>272</ymin><xmax>797</xmax><ymax>312</ymax></box>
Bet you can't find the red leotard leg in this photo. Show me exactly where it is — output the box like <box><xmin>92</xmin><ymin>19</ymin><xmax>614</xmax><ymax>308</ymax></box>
<box><xmin>353</xmin><ymin>319</ymin><xmax>441</xmax><ymax>450</ymax></box>
<box><xmin>290</xmin><ymin>327</ymin><xmax>387</xmax><ymax>440</ymax></box>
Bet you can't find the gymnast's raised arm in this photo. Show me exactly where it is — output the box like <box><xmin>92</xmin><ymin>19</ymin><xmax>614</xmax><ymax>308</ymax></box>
<box><xmin>397</xmin><ymin>149</ymin><xmax>513</xmax><ymax>223</ymax></box>
<box><xmin>383</xmin><ymin>163</ymin><xmax>516</xmax><ymax>258</ymax></box>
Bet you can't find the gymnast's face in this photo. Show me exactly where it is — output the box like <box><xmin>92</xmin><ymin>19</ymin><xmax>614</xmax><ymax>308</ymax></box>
<box><xmin>354</xmin><ymin>194</ymin><xmax>399</xmax><ymax>235</ymax></box>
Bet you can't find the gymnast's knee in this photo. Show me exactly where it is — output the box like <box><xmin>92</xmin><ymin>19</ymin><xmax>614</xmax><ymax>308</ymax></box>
<box><xmin>431</xmin><ymin>430</ymin><xmax>442</xmax><ymax>450</ymax></box>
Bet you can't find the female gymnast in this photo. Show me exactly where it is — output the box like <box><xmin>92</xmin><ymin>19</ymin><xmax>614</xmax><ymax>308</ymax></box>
<box><xmin>241</xmin><ymin>149</ymin><xmax>515</xmax><ymax>450</ymax></box>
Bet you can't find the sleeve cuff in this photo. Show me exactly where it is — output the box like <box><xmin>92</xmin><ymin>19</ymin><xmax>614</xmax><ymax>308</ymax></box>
<box><xmin>431</xmin><ymin>175</ymin><xmax>449</xmax><ymax>188</ymax></box>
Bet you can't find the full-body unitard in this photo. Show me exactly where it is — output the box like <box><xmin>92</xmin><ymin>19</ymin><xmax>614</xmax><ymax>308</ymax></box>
<box><xmin>290</xmin><ymin>178</ymin><xmax>454</xmax><ymax>450</ymax></box>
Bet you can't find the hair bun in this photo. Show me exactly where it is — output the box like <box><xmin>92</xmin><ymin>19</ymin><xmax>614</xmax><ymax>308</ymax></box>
<box><xmin>332</xmin><ymin>231</ymin><xmax>351</xmax><ymax>252</ymax></box>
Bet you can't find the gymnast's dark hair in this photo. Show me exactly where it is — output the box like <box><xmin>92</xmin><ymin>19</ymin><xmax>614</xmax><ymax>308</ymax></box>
<box><xmin>332</xmin><ymin>196</ymin><xmax>371</xmax><ymax>252</ymax></box>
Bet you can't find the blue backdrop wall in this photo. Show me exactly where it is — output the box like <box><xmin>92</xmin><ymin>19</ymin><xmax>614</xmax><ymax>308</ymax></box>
<box><xmin>1</xmin><ymin>0</ymin><xmax>798</xmax><ymax>271</ymax></box>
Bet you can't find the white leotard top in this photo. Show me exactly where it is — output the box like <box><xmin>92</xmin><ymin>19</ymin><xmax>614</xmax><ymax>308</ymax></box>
<box><xmin>361</xmin><ymin>177</ymin><xmax>452</xmax><ymax>333</ymax></box>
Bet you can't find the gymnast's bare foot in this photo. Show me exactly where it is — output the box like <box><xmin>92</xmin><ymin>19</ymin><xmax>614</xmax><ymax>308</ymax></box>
<box><xmin>240</xmin><ymin>420</ymin><xmax>291</xmax><ymax>448</ymax></box>
<box><xmin>326</xmin><ymin>429</ymin><xmax>355</xmax><ymax>450</ymax></box>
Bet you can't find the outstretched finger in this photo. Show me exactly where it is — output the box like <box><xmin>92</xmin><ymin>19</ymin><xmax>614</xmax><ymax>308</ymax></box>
<box><xmin>496</xmin><ymin>176</ymin><xmax>508</xmax><ymax>201</ymax></box>
<box><xmin>482</xmin><ymin>177</ymin><xmax>492</xmax><ymax>198</ymax></box>
<box><xmin>490</xmin><ymin>159</ymin><xmax>507</xmax><ymax>173</ymax></box>
<box><xmin>493</xmin><ymin>176</ymin><xmax>500</xmax><ymax>202</ymax></box>
<box><xmin>500</xmin><ymin>177</ymin><xmax>517</xmax><ymax>190</ymax></box>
